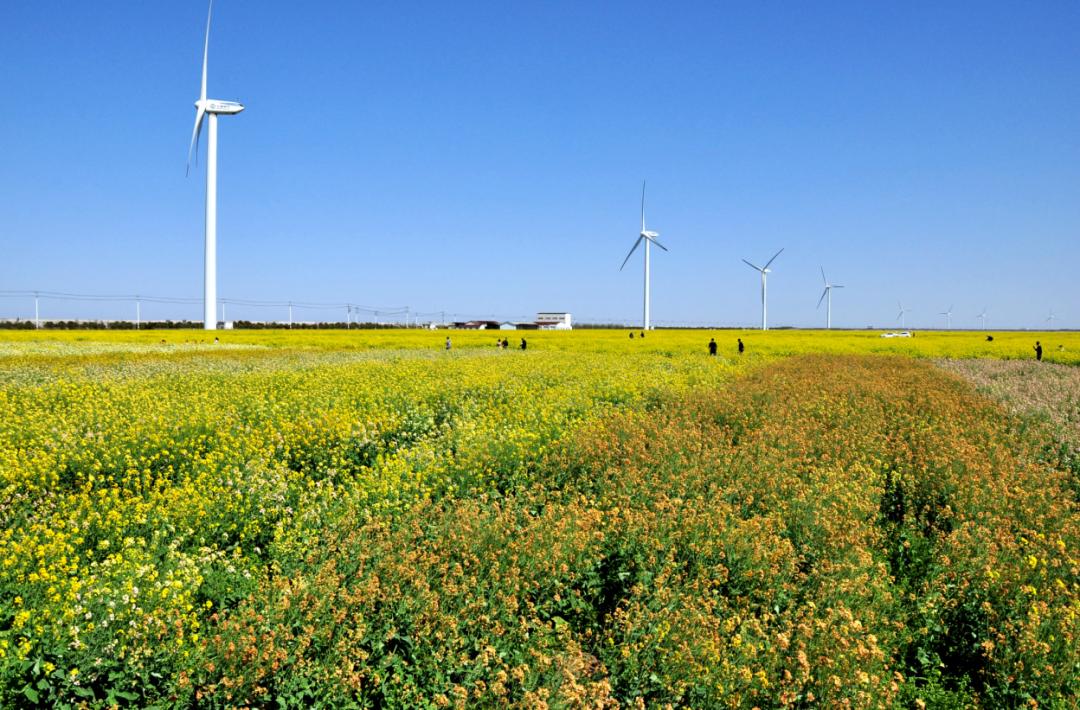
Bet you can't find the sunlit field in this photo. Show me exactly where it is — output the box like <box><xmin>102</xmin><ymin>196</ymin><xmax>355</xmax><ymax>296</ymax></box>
<box><xmin>1</xmin><ymin>330</ymin><xmax>1077</xmax><ymax>707</ymax></box>
<box><xmin>1</xmin><ymin>327</ymin><xmax>1078</xmax><ymax>363</ymax></box>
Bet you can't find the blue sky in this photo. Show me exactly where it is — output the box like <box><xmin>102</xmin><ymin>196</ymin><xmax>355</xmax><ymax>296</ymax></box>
<box><xmin>1</xmin><ymin>0</ymin><xmax>1077</xmax><ymax>328</ymax></box>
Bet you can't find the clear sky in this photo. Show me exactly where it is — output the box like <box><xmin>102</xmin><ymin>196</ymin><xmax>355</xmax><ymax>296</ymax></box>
<box><xmin>2</xmin><ymin>0</ymin><xmax>1078</xmax><ymax>328</ymax></box>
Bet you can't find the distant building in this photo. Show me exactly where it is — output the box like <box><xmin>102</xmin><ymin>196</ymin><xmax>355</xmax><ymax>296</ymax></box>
<box><xmin>452</xmin><ymin>320</ymin><xmax>501</xmax><ymax>330</ymax></box>
<box><xmin>536</xmin><ymin>312</ymin><xmax>572</xmax><ymax>330</ymax></box>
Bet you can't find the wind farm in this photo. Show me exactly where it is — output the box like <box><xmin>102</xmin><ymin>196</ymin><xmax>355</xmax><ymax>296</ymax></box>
<box><xmin>2</xmin><ymin>1</ymin><xmax>1079</xmax><ymax>708</ymax></box>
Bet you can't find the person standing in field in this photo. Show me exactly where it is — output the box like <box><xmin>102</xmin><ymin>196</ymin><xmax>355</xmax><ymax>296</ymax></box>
<box><xmin>520</xmin><ymin>338</ymin><xmax>527</xmax><ymax>351</ymax></box>
<box><xmin>738</xmin><ymin>338</ymin><xmax>745</xmax><ymax>355</ymax></box>
<box><xmin>629</xmin><ymin>332</ymin><xmax>634</xmax><ymax>339</ymax></box>
<box><xmin>708</xmin><ymin>338</ymin><xmax>717</xmax><ymax>356</ymax></box>
<box><xmin>1034</xmin><ymin>341</ymin><xmax>1042</xmax><ymax>361</ymax></box>
<box><xmin>445</xmin><ymin>336</ymin><xmax>452</xmax><ymax>351</ymax></box>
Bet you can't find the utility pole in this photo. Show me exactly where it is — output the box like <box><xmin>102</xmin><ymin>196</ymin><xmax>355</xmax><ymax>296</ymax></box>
<box><xmin>136</xmin><ymin>296</ymin><xmax>141</xmax><ymax>330</ymax></box>
<box><xmin>34</xmin><ymin>292</ymin><xmax>40</xmax><ymax>329</ymax></box>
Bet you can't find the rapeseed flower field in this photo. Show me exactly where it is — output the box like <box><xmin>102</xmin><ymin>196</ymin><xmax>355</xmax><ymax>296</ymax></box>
<box><xmin>1</xmin><ymin>330</ymin><xmax>1077</xmax><ymax>707</ymax></box>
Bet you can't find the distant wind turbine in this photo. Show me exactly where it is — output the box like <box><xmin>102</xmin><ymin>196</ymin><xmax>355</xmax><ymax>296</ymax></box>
<box><xmin>187</xmin><ymin>0</ymin><xmax>245</xmax><ymax>331</ymax></box>
<box><xmin>939</xmin><ymin>305</ymin><xmax>953</xmax><ymax>330</ymax></box>
<box><xmin>976</xmin><ymin>307</ymin><xmax>988</xmax><ymax>329</ymax></box>
<box><xmin>742</xmin><ymin>249</ymin><xmax>784</xmax><ymax>331</ymax></box>
<box><xmin>1046</xmin><ymin>309</ymin><xmax>1058</xmax><ymax>328</ymax></box>
<box><xmin>619</xmin><ymin>181</ymin><xmax>669</xmax><ymax>330</ymax></box>
<box><xmin>816</xmin><ymin>267</ymin><xmax>844</xmax><ymax>329</ymax></box>
<box><xmin>896</xmin><ymin>301</ymin><xmax>911</xmax><ymax>330</ymax></box>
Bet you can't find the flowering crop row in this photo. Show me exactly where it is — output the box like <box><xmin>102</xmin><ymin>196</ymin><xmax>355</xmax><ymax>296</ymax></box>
<box><xmin>1</xmin><ymin>328</ymin><xmax>1077</xmax><ymax>366</ymax></box>
<box><xmin>0</xmin><ymin>340</ymin><xmax>738</xmax><ymax>706</ymax></box>
<box><xmin>192</xmin><ymin>355</ymin><xmax>1078</xmax><ymax>708</ymax></box>
<box><xmin>0</xmin><ymin>332</ymin><xmax>1077</xmax><ymax>706</ymax></box>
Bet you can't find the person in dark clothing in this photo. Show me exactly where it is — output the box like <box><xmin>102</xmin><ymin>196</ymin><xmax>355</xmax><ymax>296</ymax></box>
<box><xmin>520</xmin><ymin>338</ymin><xmax>527</xmax><ymax>351</ymax></box>
<box><xmin>640</xmin><ymin>331</ymin><xmax>645</xmax><ymax>338</ymax></box>
<box><xmin>629</xmin><ymin>332</ymin><xmax>634</xmax><ymax>339</ymax></box>
<box><xmin>985</xmin><ymin>335</ymin><xmax>994</xmax><ymax>342</ymax></box>
<box><xmin>737</xmin><ymin>338</ymin><xmax>744</xmax><ymax>355</ymax></box>
<box><xmin>708</xmin><ymin>338</ymin><xmax>717</xmax><ymax>356</ymax></box>
<box><xmin>1035</xmin><ymin>341</ymin><xmax>1043</xmax><ymax>361</ymax></box>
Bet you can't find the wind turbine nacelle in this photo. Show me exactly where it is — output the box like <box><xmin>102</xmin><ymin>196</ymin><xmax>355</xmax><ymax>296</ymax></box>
<box><xmin>204</xmin><ymin>100</ymin><xmax>245</xmax><ymax>114</ymax></box>
<box><xmin>642</xmin><ymin>230</ymin><xmax>659</xmax><ymax>239</ymax></box>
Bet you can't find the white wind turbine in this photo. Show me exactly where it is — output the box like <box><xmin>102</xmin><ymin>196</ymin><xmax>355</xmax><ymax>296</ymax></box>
<box><xmin>896</xmin><ymin>301</ymin><xmax>911</xmax><ymax>330</ymax></box>
<box><xmin>939</xmin><ymin>305</ymin><xmax>953</xmax><ymax>330</ymax></box>
<box><xmin>976</xmin><ymin>307</ymin><xmax>988</xmax><ymax>329</ymax></box>
<box><xmin>817</xmin><ymin>267</ymin><xmax>844</xmax><ymax>329</ymax></box>
<box><xmin>742</xmin><ymin>249</ymin><xmax>783</xmax><ymax>331</ymax></box>
<box><xmin>619</xmin><ymin>181</ymin><xmax>669</xmax><ymax>330</ymax></box>
<box><xmin>1046</xmin><ymin>309</ymin><xmax>1058</xmax><ymax>328</ymax></box>
<box><xmin>187</xmin><ymin>0</ymin><xmax>244</xmax><ymax>331</ymax></box>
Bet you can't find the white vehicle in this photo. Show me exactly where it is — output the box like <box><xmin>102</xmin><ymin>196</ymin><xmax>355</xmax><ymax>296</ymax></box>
<box><xmin>880</xmin><ymin>331</ymin><xmax>913</xmax><ymax>338</ymax></box>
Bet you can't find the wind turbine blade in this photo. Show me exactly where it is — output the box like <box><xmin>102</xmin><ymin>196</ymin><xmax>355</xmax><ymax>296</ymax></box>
<box><xmin>201</xmin><ymin>0</ymin><xmax>212</xmax><ymax>102</ymax></box>
<box><xmin>742</xmin><ymin>259</ymin><xmax>763</xmax><ymax>272</ymax></box>
<box><xmin>649</xmin><ymin>237</ymin><xmax>669</xmax><ymax>252</ymax></box>
<box><xmin>619</xmin><ymin>236</ymin><xmax>644</xmax><ymax>271</ymax></box>
<box><xmin>833</xmin><ymin>284</ymin><xmax>844</xmax><ymax>288</ymax></box>
<box><xmin>763</xmin><ymin>248</ymin><xmax>784</xmax><ymax>271</ymax></box>
<box><xmin>186</xmin><ymin>105</ymin><xmax>206</xmax><ymax>176</ymax></box>
<box><xmin>821</xmin><ymin>266</ymin><xmax>827</xmax><ymax>285</ymax></box>
<box><xmin>640</xmin><ymin>180</ymin><xmax>646</xmax><ymax>233</ymax></box>
<box><xmin>817</xmin><ymin>288</ymin><xmax>828</xmax><ymax>309</ymax></box>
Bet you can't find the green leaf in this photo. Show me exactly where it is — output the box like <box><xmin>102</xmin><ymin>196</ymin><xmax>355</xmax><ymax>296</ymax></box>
<box><xmin>23</xmin><ymin>685</ymin><xmax>40</xmax><ymax>703</ymax></box>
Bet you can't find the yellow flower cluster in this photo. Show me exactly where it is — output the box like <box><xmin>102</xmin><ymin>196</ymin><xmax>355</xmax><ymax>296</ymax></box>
<box><xmin>0</xmin><ymin>328</ymin><xmax>1077</xmax><ymax>706</ymax></box>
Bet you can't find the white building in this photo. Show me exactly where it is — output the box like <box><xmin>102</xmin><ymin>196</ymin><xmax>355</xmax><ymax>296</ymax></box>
<box><xmin>536</xmin><ymin>312</ymin><xmax>572</xmax><ymax>330</ymax></box>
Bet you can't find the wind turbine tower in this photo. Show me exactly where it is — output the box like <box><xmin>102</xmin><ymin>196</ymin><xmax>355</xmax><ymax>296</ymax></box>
<box><xmin>977</xmin><ymin>307</ymin><xmax>988</xmax><ymax>330</ymax></box>
<box><xmin>817</xmin><ymin>267</ymin><xmax>844</xmax><ymax>329</ymax></box>
<box><xmin>620</xmin><ymin>181</ymin><xmax>669</xmax><ymax>330</ymax></box>
<box><xmin>939</xmin><ymin>305</ymin><xmax>953</xmax><ymax>330</ymax></box>
<box><xmin>187</xmin><ymin>0</ymin><xmax>244</xmax><ymax>330</ymax></box>
<box><xmin>742</xmin><ymin>249</ymin><xmax>784</xmax><ymax>330</ymax></box>
<box><xmin>897</xmin><ymin>302</ymin><xmax>911</xmax><ymax>330</ymax></box>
